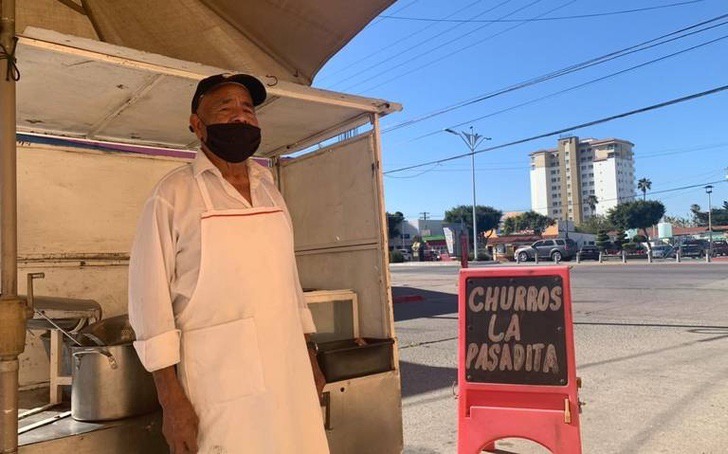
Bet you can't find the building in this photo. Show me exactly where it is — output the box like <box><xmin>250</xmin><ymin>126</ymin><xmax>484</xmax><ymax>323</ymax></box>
<box><xmin>530</xmin><ymin>136</ymin><xmax>636</xmax><ymax>223</ymax></box>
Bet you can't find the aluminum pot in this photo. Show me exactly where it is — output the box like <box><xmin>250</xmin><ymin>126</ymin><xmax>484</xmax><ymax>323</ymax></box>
<box><xmin>71</xmin><ymin>343</ymin><xmax>160</xmax><ymax>421</ymax></box>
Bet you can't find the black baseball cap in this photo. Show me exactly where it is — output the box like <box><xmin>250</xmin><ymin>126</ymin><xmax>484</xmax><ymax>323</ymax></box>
<box><xmin>191</xmin><ymin>73</ymin><xmax>267</xmax><ymax>113</ymax></box>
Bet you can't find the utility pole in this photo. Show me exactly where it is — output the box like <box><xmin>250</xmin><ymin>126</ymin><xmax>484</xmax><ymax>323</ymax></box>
<box><xmin>705</xmin><ymin>185</ymin><xmax>713</xmax><ymax>256</ymax></box>
<box><xmin>445</xmin><ymin>127</ymin><xmax>491</xmax><ymax>261</ymax></box>
<box><xmin>419</xmin><ymin>212</ymin><xmax>430</xmax><ymax>235</ymax></box>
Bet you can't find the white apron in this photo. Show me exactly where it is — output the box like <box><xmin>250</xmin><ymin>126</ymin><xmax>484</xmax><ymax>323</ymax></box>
<box><xmin>174</xmin><ymin>174</ymin><xmax>330</xmax><ymax>454</ymax></box>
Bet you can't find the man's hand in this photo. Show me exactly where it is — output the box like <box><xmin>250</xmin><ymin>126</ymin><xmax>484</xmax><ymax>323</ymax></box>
<box><xmin>153</xmin><ymin>367</ymin><xmax>199</xmax><ymax>453</ymax></box>
<box><xmin>312</xmin><ymin>356</ymin><xmax>326</xmax><ymax>403</ymax></box>
<box><xmin>305</xmin><ymin>336</ymin><xmax>326</xmax><ymax>403</ymax></box>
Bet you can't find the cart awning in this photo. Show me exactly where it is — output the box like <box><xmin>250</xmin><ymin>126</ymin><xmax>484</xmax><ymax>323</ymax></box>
<box><xmin>16</xmin><ymin>28</ymin><xmax>401</xmax><ymax>156</ymax></box>
<box><xmin>18</xmin><ymin>0</ymin><xmax>395</xmax><ymax>85</ymax></box>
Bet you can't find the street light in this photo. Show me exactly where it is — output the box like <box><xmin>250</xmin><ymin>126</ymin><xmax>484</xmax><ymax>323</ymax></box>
<box><xmin>444</xmin><ymin>127</ymin><xmax>491</xmax><ymax>261</ymax></box>
<box><xmin>705</xmin><ymin>185</ymin><xmax>713</xmax><ymax>256</ymax></box>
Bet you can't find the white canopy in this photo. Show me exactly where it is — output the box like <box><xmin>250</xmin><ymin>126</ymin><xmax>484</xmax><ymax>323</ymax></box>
<box><xmin>18</xmin><ymin>0</ymin><xmax>395</xmax><ymax>85</ymax></box>
<box><xmin>16</xmin><ymin>28</ymin><xmax>401</xmax><ymax>155</ymax></box>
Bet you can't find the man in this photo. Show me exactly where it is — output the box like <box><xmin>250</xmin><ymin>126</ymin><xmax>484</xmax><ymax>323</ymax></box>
<box><xmin>128</xmin><ymin>74</ymin><xmax>329</xmax><ymax>453</ymax></box>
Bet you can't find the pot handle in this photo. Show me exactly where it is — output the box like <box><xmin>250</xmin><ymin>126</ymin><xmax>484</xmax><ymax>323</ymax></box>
<box><xmin>73</xmin><ymin>348</ymin><xmax>119</xmax><ymax>370</ymax></box>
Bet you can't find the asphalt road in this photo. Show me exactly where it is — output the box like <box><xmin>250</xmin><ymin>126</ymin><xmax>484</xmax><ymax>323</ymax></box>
<box><xmin>391</xmin><ymin>262</ymin><xmax>728</xmax><ymax>454</ymax></box>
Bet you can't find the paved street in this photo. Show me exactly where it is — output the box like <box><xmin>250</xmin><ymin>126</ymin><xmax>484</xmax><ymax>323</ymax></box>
<box><xmin>392</xmin><ymin>262</ymin><xmax>728</xmax><ymax>454</ymax></box>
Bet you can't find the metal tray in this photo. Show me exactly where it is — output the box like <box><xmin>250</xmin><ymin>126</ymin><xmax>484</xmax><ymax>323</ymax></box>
<box><xmin>317</xmin><ymin>338</ymin><xmax>394</xmax><ymax>383</ymax></box>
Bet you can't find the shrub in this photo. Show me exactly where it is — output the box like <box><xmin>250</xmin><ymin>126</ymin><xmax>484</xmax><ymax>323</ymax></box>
<box><xmin>632</xmin><ymin>234</ymin><xmax>648</xmax><ymax>243</ymax></box>
<box><xmin>390</xmin><ymin>250</ymin><xmax>405</xmax><ymax>263</ymax></box>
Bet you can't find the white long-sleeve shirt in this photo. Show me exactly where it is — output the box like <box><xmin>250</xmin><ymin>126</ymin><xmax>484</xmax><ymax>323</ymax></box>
<box><xmin>129</xmin><ymin>152</ymin><xmax>315</xmax><ymax>372</ymax></box>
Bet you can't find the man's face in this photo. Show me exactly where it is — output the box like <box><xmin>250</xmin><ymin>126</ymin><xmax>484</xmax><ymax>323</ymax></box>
<box><xmin>190</xmin><ymin>83</ymin><xmax>260</xmax><ymax>143</ymax></box>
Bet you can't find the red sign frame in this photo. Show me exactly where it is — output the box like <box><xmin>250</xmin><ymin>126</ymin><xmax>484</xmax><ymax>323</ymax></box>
<box><xmin>458</xmin><ymin>266</ymin><xmax>582</xmax><ymax>453</ymax></box>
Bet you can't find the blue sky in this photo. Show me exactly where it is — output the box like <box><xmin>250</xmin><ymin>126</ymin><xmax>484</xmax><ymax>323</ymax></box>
<box><xmin>313</xmin><ymin>0</ymin><xmax>728</xmax><ymax>222</ymax></box>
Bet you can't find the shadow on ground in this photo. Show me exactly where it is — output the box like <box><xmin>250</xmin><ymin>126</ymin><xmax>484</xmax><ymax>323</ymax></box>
<box><xmin>399</xmin><ymin>360</ymin><xmax>457</xmax><ymax>398</ymax></box>
<box><xmin>393</xmin><ymin>286</ymin><xmax>458</xmax><ymax>322</ymax></box>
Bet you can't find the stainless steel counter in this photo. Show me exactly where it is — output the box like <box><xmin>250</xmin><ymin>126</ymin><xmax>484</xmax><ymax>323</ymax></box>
<box><xmin>19</xmin><ymin>410</ymin><xmax>167</xmax><ymax>454</ymax></box>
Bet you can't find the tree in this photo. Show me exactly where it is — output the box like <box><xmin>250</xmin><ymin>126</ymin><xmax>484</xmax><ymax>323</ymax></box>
<box><xmin>595</xmin><ymin>230</ymin><xmax>610</xmax><ymax>251</ymax></box>
<box><xmin>501</xmin><ymin>211</ymin><xmax>554</xmax><ymax>235</ymax></box>
<box><xmin>577</xmin><ymin>214</ymin><xmax>614</xmax><ymax>234</ymax></box>
<box><xmin>607</xmin><ymin>200</ymin><xmax>666</xmax><ymax>248</ymax></box>
<box><xmin>637</xmin><ymin>178</ymin><xmax>652</xmax><ymax>201</ymax></box>
<box><xmin>614</xmin><ymin>229</ymin><xmax>627</xmax><ymax>251</ymax></box>
<box><xmin>444</xmin><ymin>205</ymin><xmax>503</xmax><ymax>246</ymax></box>
<box><xmin>386</xmin><ymin>211</ymin><xmax>404</xmax><ymax>240</ymax></box>
<box><xmin>711</xmin><ymin>207</ymin><xmax>728</xmax><ymax>226</ymax></box>
<box><xmin>690</xmin><ymin>204</ymin><xmax>706</xmax><ymax>226</ymax></box>
<box><xmin>662</xmin><ymin>215</ymin><xmax>691</xmax><ymax>228</ymax></box>
<box><xmin>585</xmin><ymin>195</ymin><xmax>599</xmax><ymax>215</ymax></box>
<box><xmin>632</xmin><ymin>234</ymin><xmax>648</xmax><ymax>243</ymax></box>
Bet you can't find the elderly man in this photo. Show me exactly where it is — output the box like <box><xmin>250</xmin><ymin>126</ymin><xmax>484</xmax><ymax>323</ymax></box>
<box><xmin>129</xmin><ymin>74</ymin><xmax>329</xmax><ymax>453</ymax></box>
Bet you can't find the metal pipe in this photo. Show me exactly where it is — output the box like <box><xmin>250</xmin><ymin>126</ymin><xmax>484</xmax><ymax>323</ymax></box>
<box><xmin>1</xmin><ymin>0</ymin><xmax>17</xmax><ymax>298</ymax></box>
<box><xmin>0</xmin><ymin>2</ymin><xmax>24</xmax><ymax>453</ymax></box>
<box><xmin>17</xmin><ymin>411</ymin><xmax>72</xmax><ymax>435</ymax></box>
<box><xmin>18</xmin><ymin>402</ymin><xmax>61</xmax><ymax>420</ymax></box>
<box><xmin>0</xmin><ymin>360</ymin><xmax>19</xmax><ymax>452</ymax></box>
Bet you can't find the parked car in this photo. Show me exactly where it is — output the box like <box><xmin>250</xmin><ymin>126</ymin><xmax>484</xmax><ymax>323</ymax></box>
<box><xmin>711</xmin><ymin>240</ymin><xmax>728</xmax><ymax>256</ymax></box>
<box><xmin>514</xmin><ymin>238</ymin><xmax>578</xmax><ymax>262</ymax></box>
<box><xmin>577</xmin><ymin>245</ymin><xmax>600</xmax><ymax>260</ymax></box>
<box><xmin>679</xmin><ymin>239</ymin><xmax>708</xmax><ymax>258</ymax></box>
<box><xmin>396</xmin><ymin>249</ymin><xmax>412</xmax><ymax>261</ymax></box>
<box><xmin>650</xmin><ymin>244</ymin><xmax>674</xmax><ymax>259</ymax></box>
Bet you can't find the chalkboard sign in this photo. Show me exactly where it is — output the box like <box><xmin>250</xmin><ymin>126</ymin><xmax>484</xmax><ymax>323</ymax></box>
<box><xmin>464</xmin><ymin>275</ymin><xmax>567</xmax><ymax>386</ymax></box>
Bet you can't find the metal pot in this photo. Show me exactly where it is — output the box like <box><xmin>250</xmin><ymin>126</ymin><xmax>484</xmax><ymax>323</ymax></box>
<box><xmin>71</xmin><ymin>343</ymin><xmax>159</xmax><ymax>421</ymax></box>
<box><xmin>70</xmin><ymin>315</ymin><xmax>160</xmax><ymax>421</ymax></box>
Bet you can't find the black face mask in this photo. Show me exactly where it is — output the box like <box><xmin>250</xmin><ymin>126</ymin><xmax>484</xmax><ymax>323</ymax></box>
<box><xmin>202</xmin><ymin>123</ymin><xmax>262</xmax><ymax>163</ymax></box>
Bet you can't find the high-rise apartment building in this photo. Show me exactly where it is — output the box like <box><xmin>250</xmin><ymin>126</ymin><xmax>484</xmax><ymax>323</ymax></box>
<box><xmin>530</xmin><ymin>136</ymin><xmax>635</xmax><ymax>223</ymax></box>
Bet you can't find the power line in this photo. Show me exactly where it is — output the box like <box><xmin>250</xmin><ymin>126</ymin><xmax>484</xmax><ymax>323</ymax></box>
<box><xmin>388</xmin><ymin>145</ymin><xmax>728</xmax><ymax>175</ymax></box>
<box><xmin>389</xmin><ymin>141</ymin><xmax>728</xmax><ymax>171</ymax></box>
<box><xmin>383</xmin><ymin>13</ymin><xmax>728</xmax><ymax>134</ymax></box>
<box><xmin>380</xmin><ymin>1</ymin><xmax>705</xmax><ymax>23</ymax></box>
<box><xmin>327</xmin><ymin>0</ymin><xmax>520</xmax><ymax>90</ymax></box>
<box><xmin>317</xmin><ymin>0</ymin><xmax>481</xmax><ymax>84</ymax></box>
<box><xmin>391</xmin><ymin>177</ymin><xmax>727</xmax><ymax>220</ymax></box>
<box><xmin>368</xmin><ymin>0</ymin><xmax>421</xmax><ymax>27</ymax></box>
<box><xmin>431</xmin><ymin>32</ymin><xmax>728</xmax><ymax>135</ymax></box>
<box><xmin>383</xmin><ymin>83</ymin><xmax>728</xmax><ymax>175</ymax></box>
<box><xmin>526</xmin><ymin>179</ymin><xmax>728</xmax><ymax>213</ymax></box>
<box><xmin>347</xmin><ymin>0</ymin><xmax>578</xmax><ymax>93</ymax></box>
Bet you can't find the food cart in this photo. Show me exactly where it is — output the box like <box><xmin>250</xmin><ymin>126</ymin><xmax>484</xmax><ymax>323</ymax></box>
<box><xmin>0</xmin><ymin>1</ymin><xmax>403</xmax><ymax>452</ymax></box>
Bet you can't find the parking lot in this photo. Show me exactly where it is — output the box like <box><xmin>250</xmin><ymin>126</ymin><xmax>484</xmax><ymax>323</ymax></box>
<box><xmin>392</xmin><ymin>261</ymin><xmax>728</xmax><ymax>453</ymax></box>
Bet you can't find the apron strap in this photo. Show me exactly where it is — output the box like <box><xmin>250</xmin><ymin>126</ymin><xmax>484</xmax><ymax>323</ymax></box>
<box><xmin>194</xmin><ymin>173</ymin><xmax>215</xmax><ymax>211</ymax></box>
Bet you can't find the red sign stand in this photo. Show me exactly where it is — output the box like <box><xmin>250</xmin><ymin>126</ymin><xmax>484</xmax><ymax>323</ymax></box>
<box><xmin>458</xmin><ymin>266</ymin><xmax>582</xmax><ymax>453</ymax></box>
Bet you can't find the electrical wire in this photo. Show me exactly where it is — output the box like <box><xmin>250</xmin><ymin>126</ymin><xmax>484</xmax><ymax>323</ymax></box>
<box><xmin>524</xmin><ymin>179</ymin><xmax>727</xmax><ymax>213</ymax></box>
<box><xmin>368</xmin><ymin>0</ymin><xmax>421</xmax><ymax>27</ymax></box>
<box><xmin>390</xmin><ymin>177</ymin><xmax>726</xmax><ymax>219</ymax></box>
<box><xmin>385</xmin><ymin>163</ymin><xmax>444</xmax><ymax>179</ymax></box>
<box><xmin>380</xmin><ymin>1</ymin><xmax>705</xmax><ymax>23</ymax></box>
<box><xmin>317</xmin><ymin>0</ymin><xmax>481</xmax><ymax>84</ymax></box>
<box><xmin>346</xmin><ymin>0</ymin><xmax>580</xmax><ymax>93</ymax></box>
<box><xmin>327</xmin><ymin>0</ymin><xmax>519</xmax><ymax>90</ymax></box>
<box><xmin>434</xmin><ymin>32</ymin><xmax>728</xmax><ymax>134</ymax></box>
<box><xmin>395</xmin><ymin>144</ymin><xmax>728</xmax><ymax>175</ymax></box>
<box><xmin>383</xmin><ymin>83</ymin><xmax>728</xmax><ymax>175</ymax></box>
<box><xmin>383</xmin><ymin>13</ymin><xmax>728</xmax><ymax>134</ymax></box>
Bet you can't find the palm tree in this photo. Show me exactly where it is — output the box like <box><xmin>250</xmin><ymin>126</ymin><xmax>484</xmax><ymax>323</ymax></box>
<box><xmin>585</xmin><ymin>195</ymin><xmax>598</xmax><ymax>216</ymax></box>
<box><xmin>637</xmin><ymin>178</ymin><xmax>652</xmax><ymax>201</ymax></box>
